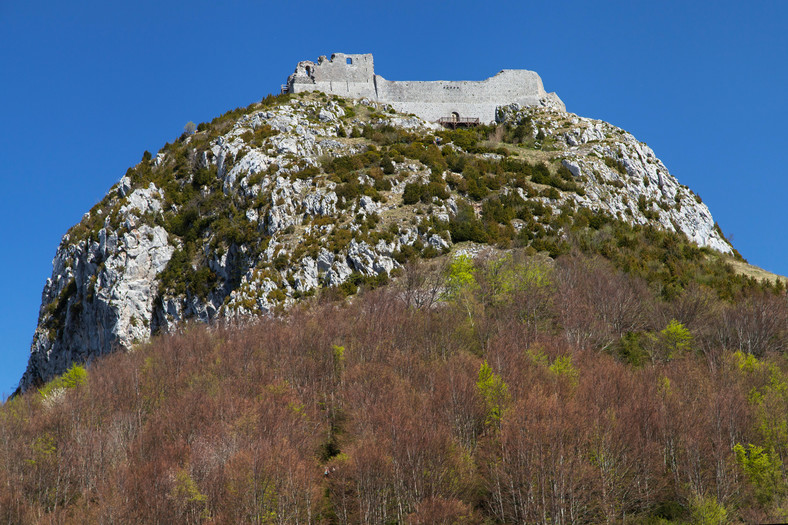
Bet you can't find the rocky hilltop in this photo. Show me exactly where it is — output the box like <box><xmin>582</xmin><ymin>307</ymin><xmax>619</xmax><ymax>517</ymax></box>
<box><xmin>18</xmin><ymin>91</ymin><xmax>732</xmax><ymax>392</ymax></box>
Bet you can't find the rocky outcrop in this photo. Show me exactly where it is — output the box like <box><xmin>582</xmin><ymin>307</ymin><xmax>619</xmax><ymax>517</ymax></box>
<box><xmin>18</xmin><ymin>91</ymin><xmax>732</xmax><ymax>392</ymax></box>
<box><xmin>21</xmin><ymin>217</ymin><xmax>173</xmax><ymax>392</ymax></box>
<box><xmin>496</xmin><ymin>104</ymin><xmax>731</xmax><ymax>253</ymax></box>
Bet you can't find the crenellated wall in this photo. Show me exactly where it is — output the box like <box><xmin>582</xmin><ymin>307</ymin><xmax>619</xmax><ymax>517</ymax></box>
<box><xmin>286</xmin><ymin>53</ymin><xmax>565</xmax><ymax>123</ymax></box>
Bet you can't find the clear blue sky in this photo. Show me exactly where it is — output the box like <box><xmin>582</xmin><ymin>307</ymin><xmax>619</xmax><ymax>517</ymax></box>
<box><xmin>1</xmin><ymin>1</ymin><xmax>786</xmax><ymax>396</ymax></box>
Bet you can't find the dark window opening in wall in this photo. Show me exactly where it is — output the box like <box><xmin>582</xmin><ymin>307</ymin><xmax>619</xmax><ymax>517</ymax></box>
<box><xmin>346</xmin><ymin>58</ymin><xmax>352</xmax><ymax>65</ymax></box>
<box><xmin>451</xmin><ymin>112</ymin><xmax>460</xmax><ymax>122</ymax></box>
<box><xmin>305</xmin><ymin>66</ymin><xmax>312</xmax><ymax>76</ymax></box>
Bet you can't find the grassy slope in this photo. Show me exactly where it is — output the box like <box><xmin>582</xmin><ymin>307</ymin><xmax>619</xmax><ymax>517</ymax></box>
<box><xmin>725</xmin><ymin>256</ymin><xmax>788</xmax><ymax>285</ymax></box>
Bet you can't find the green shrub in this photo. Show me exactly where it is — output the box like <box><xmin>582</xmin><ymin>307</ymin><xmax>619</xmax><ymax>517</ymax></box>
<box><xmin>394</xmin><ymin>244</ymin><xmax>419</xmax><ymax>264</ymax></box>
<box><xmin>292</xmin><ymin>166</ymin><xmax>320</xmax><ymax>180</ymax></box>
<box><xmin>158</xmin><ymin>245</ymin><xmax>217</xmax><ymax>299</ymax></box>
<box><xmin>192</xmin><ymin>165</ymin><xmax>216</xmax><ymax>188</ymax></box>
<box><xmin>158</xmin><ymin>248</ymin><xmax>191</xmax><ymax>296</ymax></box>
<box><xmin>420</xmin><ymin>245</ymin><xmax>439</xmax><ymax>258</ymax></box>
<box><xmin>734</xmin><ymin>443</ymin><xmax>783</xmax><ymax>505</ymax></box>
<box><xmin>381</xmin><ymin>155</ymin><xmax>395</xmax><ymax>174</ymax></box>
<box><xmin>273</xmin><ymin>253</ymin><xmax>289</xmax><ymax>270</ymax></box>
<box><xmin>267</xmin><ymin>288</ymin><xmax>286</xmax><ymax>303</ymax></box>
<box><xmin>328</xmin><ymin>228</ymin><xmax>353</xmax><ymax>253</ymax></box>
<box><xmin>541</xmin><ymin>187</ymin><xmax>560</xmax><ymax>200</ymax></box>
<box><xmin>338</xmin><ymin>280</ymin><xmax>358</xmax><ymax>297</ymax></box>
<box><xmin>403</xmin><ymin>181</ymin><xmax>449</xmax><ymax>205</ymax></box>
<box><xmin>613</xmin><ymin>332</ymin><xmax>649</xmax><ymax>366</ymax></box>
<box><xmin>502</xmin><ymin>118</ymin><xmax>534</xmax><ymax>145</ymax></box>
<box><xmin>465</xmin><ymin>179</ymin><xmax>486</xmax><ymax>201</ymax></box>
<box><xmin>604</xmin><ymin>156</ymin><xmax>627</xmax><ymax>175</ymax></box>
<box><xmin>688</xmin><ymin>493</ymin><xmax>728</xmax><ymax>525</ymax></box>
<box><xmin>402</xmin><ymin>183</ymin><xmax>423</xmax><ymax>205</ymax></box>
<box><xmin>482</xmin><ymin>198</ymin><xmax>515</xmax><ymax>225</ymax></box>
<box><xmin>450</xmin><ymin>202</ymin><xmax>488</xmax><ymax>243</ymax></box>
<box><xmin>336</xmin><ymin>181</ymin><xmax>362</xmax><ymax>206</ymax></box>
<box><xmin>477</xmin><ymin>361</ymin><xmax>509</xmax><ymax>428</ymax></box>
<box><xmin>38</xmin><ymin>363</ymin><xmax>87</xmax><ymax>399</ymax></box>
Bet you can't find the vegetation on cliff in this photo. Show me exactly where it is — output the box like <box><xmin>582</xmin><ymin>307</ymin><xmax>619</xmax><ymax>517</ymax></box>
<box><xmin>24</xmin><ymin>89</ymin><xmax>744</xmax><ymax>392</ymax></box>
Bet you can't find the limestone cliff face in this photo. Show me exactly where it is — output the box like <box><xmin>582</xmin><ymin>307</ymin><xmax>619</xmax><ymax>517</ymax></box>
<box><xmin>21</xmin><ymin>195</ymin><xmax>174</xmax><ymax>392</ymax></box>
<box><xmin>18</xmin><ymin>92</ymin><xmax>731</xmax><ymax>392</ymax></box>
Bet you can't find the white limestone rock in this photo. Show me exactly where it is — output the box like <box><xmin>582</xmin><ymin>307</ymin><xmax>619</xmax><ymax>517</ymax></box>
<box><xmin>20</xmin><ymin>223</ymin><xmax>174</xmax><ymax>391</ymax></box>
<box><xmin>293</xmin><ymin>257</ymin><xmax>319</xmax><ymax>291</ymax></box>
<box><xmin>225</xmin><ymin>150</ymin><xmax>272</xmax><ymax>192</ymax></box>
<box><xmin>267</xmin><ymin>204</ymin><xmax>297</xmax><ymax>235</ymax></box>
<box><xmin>325</xmin><ymin>258</ymin><xmax>354</xmax><ymax>286</ymax></box>
<box><xmin>303</xmin><ymin>189</ymin><xmax>337</xmax><ymax>217</ymax></box>
<box><xmin>117</xmin><ymin>176</ymin><xmax>133</xmax><ymax>197</ymax></box>
<box><xmin>358</xmin><ymin>195</ymin><xmax>379</xmax><ymax>215</ymax></box>
<box><xmin>399</xmin><ymin>227</ymin><xmax>419</xmax><ymax>247</ymax></box>
<box><xmin>120</xmin><ymin>184</ymin><xmax>164</xmax><ymax>216</ymax></box>
<box><xmin>428</xmin><ymin>234</ymin><xmax>450</xmax><ymax>251</ymax></box>
<box><xmin>347</xmin><ymin>239</ymin><xmax>397</xmax><ymax>276</ymax></box>
<box><xmin>319</xmin><ymin>108</ymin><xmax>337</xmax><ymax>122</ymax></box>
<box><xmin>317</xmin><ymin>248</ymin><xmax>335</xmax><ymax>272</ymax></box>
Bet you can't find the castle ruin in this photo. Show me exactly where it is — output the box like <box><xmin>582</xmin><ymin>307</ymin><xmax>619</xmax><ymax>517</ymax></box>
<box><xmin>285</xmin><ymin>53</ymin><xmax>565</xmax><ymax>124</ymax></box>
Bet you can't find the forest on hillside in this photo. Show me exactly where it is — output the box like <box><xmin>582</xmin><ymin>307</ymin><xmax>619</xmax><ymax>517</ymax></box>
<box><xmin>2</xmin><ymin>250</ymin><xmax>787</xmax><ymax>524</ymax></box>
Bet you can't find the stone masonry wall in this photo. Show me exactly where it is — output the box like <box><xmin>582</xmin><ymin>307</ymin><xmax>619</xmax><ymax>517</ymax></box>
<box><xmin>288</xmin><ymin>53</ymin><xmax>377</xmax><ymax>100</ymax></box>
<box><xmin>286</xmin><ymin>53</ymin><xmax>565</xmax><ymax>123</ymax></box>
<box><xmin>375</xmin><ymin>70</ymin><xmax>557</xmax><ymax>122</ymax></box>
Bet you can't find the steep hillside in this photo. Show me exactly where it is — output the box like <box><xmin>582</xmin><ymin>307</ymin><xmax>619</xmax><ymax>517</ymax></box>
<box><xmin>2</xmin><ymin>252</ymin><xmax>788</xmax><ymax>522</ymax></box>
<box><xmin>19</xmin><ymin>91</ymin><xmax>737</xmax><ymax>391</ymax></box>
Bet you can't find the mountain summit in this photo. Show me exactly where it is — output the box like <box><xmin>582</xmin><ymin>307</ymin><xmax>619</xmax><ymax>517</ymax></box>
<box><xmin>18</xmin><ymin>61</ymin><xmax>733</xmax><ymax>392</ymax></box>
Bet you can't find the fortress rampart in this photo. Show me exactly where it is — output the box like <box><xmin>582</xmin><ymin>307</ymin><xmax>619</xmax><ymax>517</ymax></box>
<box><xmin>285</xmin><ymin>53</ymin><xmax>565</xmax><ymax>123</ymax></box>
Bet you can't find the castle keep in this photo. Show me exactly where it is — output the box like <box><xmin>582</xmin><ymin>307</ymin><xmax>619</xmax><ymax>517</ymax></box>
<box><xmin>285</xmin><ymin>53</ymin><xmax>565</xmax><ymax>124</ymax></box>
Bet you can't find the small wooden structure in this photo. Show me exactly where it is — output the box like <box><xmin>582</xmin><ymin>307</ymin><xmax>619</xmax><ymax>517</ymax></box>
<box><xmin>437</xmin><ymin>115</ymin><xmax>480</xmax><ymax>129</ymax></box>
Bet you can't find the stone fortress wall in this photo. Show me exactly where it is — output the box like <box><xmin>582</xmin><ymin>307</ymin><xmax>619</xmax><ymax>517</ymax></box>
<box><xmin>286</xmin><ymin>52</ymin><xmax>565</xmax><ymax>123</ymax></box>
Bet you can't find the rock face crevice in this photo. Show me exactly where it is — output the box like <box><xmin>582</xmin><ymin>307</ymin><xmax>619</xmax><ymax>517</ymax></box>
<box><xmin>18</xmin><ymin>91</ymin><xmax>730</xmax><ymax>393</ymax></box>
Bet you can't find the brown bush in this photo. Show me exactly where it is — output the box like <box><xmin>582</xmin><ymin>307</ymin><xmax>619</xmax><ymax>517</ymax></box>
<box><xmin>1</xmin><ymin>252</ymin><xmax>786</xmax><ymax>522</ymax></box>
